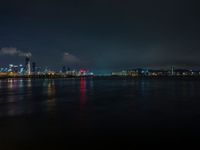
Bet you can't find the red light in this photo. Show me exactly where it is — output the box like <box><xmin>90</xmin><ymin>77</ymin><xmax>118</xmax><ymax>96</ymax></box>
<box><xmin>80</xmin><ymin>69</ymin><xmax>87</xmax><ymax>74</ymax></box>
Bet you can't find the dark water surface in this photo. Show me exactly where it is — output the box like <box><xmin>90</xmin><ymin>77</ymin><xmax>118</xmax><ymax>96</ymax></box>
<box><xmin>0</xmin><ymin>78</ymin><xmax>200</xmax><ymax>149</ymax></box>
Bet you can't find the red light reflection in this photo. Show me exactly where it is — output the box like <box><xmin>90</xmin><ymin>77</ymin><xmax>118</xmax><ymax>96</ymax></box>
<box><xmin>80</xmin><ymin>77</ymin><xmax>86</xmax><ymax>109</ymax></box>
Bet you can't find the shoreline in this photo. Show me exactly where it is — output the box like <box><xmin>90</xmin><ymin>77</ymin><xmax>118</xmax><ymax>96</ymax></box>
<box><xmin>1</xmin><ymin>75</ymin><xmax>200</xmax><ymax>80</ymax></box>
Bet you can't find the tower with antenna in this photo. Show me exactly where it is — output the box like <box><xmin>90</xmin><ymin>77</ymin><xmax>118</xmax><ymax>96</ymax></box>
<box><xmin>171</xmin><ymin>66</ymin><xmax>175</xmax><ymax>76</ymax></box>
<box><xmin>25</xmin><ymin>55</ymin><xmax>31</xmax><ymax>75</ymax></box>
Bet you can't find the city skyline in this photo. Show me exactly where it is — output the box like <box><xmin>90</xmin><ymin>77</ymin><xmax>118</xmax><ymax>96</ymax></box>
<box><xmin>1</xmin><ymin>55</ymin><xmax>200</xmax><ymax>77</ymax></box>
<box><xmin>1</xmin><ymin>50</ymin><xmax>200</xmax><ymax>74</ymax></box>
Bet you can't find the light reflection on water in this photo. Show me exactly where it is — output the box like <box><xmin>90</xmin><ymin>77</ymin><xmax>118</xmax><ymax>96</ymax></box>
<box><xmin>0</xmin><ymin>78</ymin><xmax>200</xmax><ymax>119</ymax></box>
<box><xmin>1</xmin><ymin>79</ymin><xmax>34</xmax><ymax>117</ymax></box>
<box><xmin>27</xmin><ymin>79</ymin><xmax>32</xmax><ymax>88</ymax></box>
<box><xmin>7</xmin><ymin>79</ymin><xmax>14</xmax><ymax>89</ymax></box>
<box><xmin>80</xmin><ymin>78</ymin><xmax>86</xmax><ymax>110</ymax></box>
<box><xmin>80</xmin><ymin>78</ymin><xmax>94</xmax><ymax>110</ymax></box>
<box><xmin>45</xmin><ymin>80</ymin><xmax>56</xmax><ymax>113</ymax></box>
<box><xmin>19</xmin><ymin>79</ymin><xmax>23</xmax><ymax>88</ymax></box>
<box><xmin>1</xmin><ymin>78</ymin><xmax>200</xmax><ymax>146</ymax></box>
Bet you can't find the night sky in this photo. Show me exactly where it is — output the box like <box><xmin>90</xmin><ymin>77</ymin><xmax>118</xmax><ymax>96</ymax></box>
<box><xmin>0</xmin><ymin>0</ymin><xmax>200</xmax><ymax>73</ymax></box>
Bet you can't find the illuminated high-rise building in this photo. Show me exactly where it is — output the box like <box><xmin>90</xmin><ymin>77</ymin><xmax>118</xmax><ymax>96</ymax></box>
<box><xmin>19</xmin><ymin>64</ymin><xmax>24</xmax><ymax>74</ymax></box>
<box><xmin>25</xmin><ymin>56</ymin><xmax>31</xmax><ymax>75</ymax></box>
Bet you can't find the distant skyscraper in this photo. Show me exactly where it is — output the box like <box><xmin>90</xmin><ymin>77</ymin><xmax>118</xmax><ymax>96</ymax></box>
<box><xmin>32</xmin><ymin>62</ymin><xmax>36</xmax><ymax>73</ymax></box>
<box><xmin>25</xmin><ymin>56</ymin><xmax>31</xmax><ymax>75</ymax></box>
<box><xmin>62</xmin><ymin>66</ymin><xmax>66</xmax><ymax>73</ymax></box>
<box><xmin>171</xmin><ymin>66</ymin><xmax>174</xmax><ymax>76</ymax></box>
